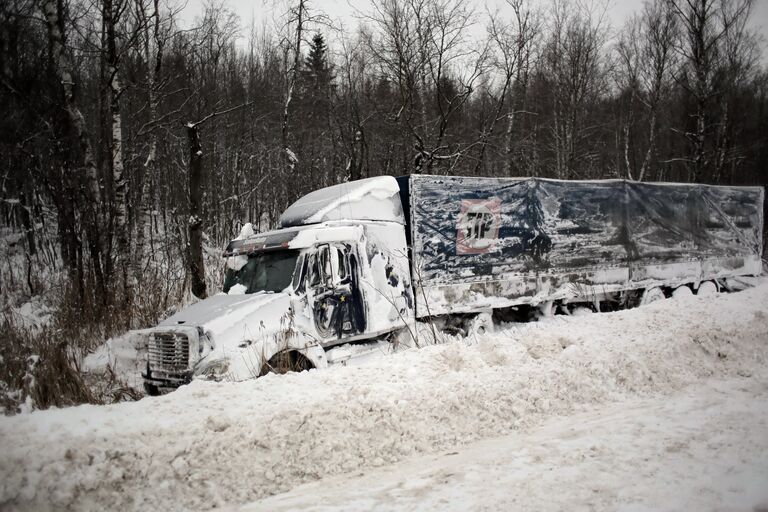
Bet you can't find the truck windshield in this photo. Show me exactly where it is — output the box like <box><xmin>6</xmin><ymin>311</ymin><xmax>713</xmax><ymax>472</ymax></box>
<box><xmin>223</xmin><ymin>250</ymin><xmax>300</xmax><ymax>294</ymax></box>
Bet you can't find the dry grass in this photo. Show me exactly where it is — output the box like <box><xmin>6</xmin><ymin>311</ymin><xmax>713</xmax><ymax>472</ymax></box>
<box><xmin>0</xmin><ymin>275</ymin><xmax>185</xmax><ymax>415</ymax></box>
<box><xmin>0</xmin><ymin>320</ymin><xmax>98</xmax><ymax>414</ymax></box>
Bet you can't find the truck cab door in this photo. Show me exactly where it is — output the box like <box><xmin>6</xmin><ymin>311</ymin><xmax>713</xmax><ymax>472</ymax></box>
<box><xmin>307</xmin><ymin>244</ymin><xmax>366</xmax><ymax>341</ymax></box>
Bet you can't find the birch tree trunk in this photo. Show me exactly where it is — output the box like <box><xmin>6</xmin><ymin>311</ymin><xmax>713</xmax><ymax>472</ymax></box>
<box><xmin>281</xmin><ymin>0</ymin><xmax>304</xmax><ymax>172</ymax></box>
<box><xmin>638</xmin><ymin>110</ymin><xmax>657</xmax><ymax>182</ymax></box>
<box><xmin>134</xmin><ymin>0</ymin><xmax>164</xmax><ymax>284</ymax></box>
<box><xmin>40</xmin><ymin>0</ymin><xmax>105</xmax><ymax>297</ymax></box>
<box><xmin>623</xmin><ymin>87</ymin><xmax>636</xmax><ymax>180</ymax></box>
<box><xmin>104</xmin><ymin>0</ymin><xmax>130</xmax><ymax>296</ymax></box>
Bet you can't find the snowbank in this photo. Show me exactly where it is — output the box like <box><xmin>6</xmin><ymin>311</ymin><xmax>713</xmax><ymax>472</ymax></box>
<box><xmin>82</xmin><ymin>332</ymin><xmax>147</xmax><ymax>390</ymax></box>
<box><xmin>245</xmin><ymin>376</ymin><xmax>768</xmax><ymax>511</ymax></box>
<box><xmin>1</xmin><ymin>283</ymin><xmax>768</xmax><ymax>511</ymax></box>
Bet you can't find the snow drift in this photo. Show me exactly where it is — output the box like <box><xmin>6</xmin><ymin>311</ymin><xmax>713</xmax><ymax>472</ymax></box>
<box><xmin>1</xmin><ymin>283</ymin><xmax>768</xmax><ymax>511</ymax></box>
<box><xmin>245</xmin><ymin>377</ymin><xmax>768</xmax><ymax>511</ymax></box>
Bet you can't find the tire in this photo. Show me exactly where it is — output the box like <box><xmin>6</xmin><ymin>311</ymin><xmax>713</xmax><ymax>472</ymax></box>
<box><xmin>537</xmin><ymin>301</ymin><xmax>555</xmax><ymax>319</ymax></box>
<box><xmin>697</xmin><ymin>281</ymin><xmax>718</xmax><ymax>296</ymax></box>
<box><xmin>672</xmin><ymin>285</ymin><xmax>693</xmax><ymax>298</ymax></box>
<box><xmin>640</xmin><ymin>286</ymin><xmax>665</xmax><ymax>306</ymax></box>
<box><xmin>467</xmin><ymin>312</ymin><xmax>494</xmax><ymax>337</ymax></box>
<box><xmin>143</xmin><ymin>382</ymin><xmax>160</xmax><ymax>396</ymax></box>
<box><xmin>259</xmin><ymin>350</ymin><xmax>314</xmax><ymax>377</ymax></box>
<box><xmin>569</xmin><ymin>305</ymin><xmax>594</xmax><ymax>316</ymax></box>
<box><xmin>389</xmin><ymin>327</ymin><xmax>417</xmax><ymax>349</ymax></box>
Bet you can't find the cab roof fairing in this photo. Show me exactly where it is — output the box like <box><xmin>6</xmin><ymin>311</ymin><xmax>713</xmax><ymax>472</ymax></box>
<box><xmin>278</xmin><ymin>176</ymin><xmax>406</xmax><ymax>228</ymax></box>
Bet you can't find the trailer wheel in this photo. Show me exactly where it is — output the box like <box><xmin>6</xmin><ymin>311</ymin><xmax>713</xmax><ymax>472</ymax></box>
<box><xmin>536</xmin><ymin>301</ymin><xmax>555</xmax><ymax>319</ymax></box>
<box><xmin>568</xmin><ymin>304</ymin><xmax>594</xmax><ymax>316</ymax></box>
<box><xmin>467</xmin><ymin>312</ymin><xmax>494</xmax><ymax>337</ymax></box>
<box><xmin>672</xmin><ymin>285</ymin><xmax>693</xmax><ymax>298</ymax></box>
<box><xmin>640</xmin><ymin>287</ymin><xmax>665</xmax><ymax>306</ymax></box>
<box><xmin>697</xmin><ymin>281</ymin><xmax>718</xmax><ymax>296</ymax></box>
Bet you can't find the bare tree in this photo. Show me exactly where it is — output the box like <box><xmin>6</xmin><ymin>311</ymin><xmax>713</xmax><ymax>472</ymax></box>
<box><xmin>332</xmin><ymin>28</ymin><xmax>371</xmax><ymax>181</ymax></box>
<box><xmin>281</xmin><ymin>0</ymin><xmax>307</xmax><ymax>173</ymax></box>
<box><xmin>615</xmin><ymin>14</ymin><xmax>642</xmax><ymax>179</ymax></box>
<box><xmin>712</xmin><ymin>0</ymin><xmax>759</xmax><ymax>180</ymax></box>
<box><xmin>103</xmin><ymin>0</ymin><xmax>130</xmax><ymax>297</ymax></box>
<box><xmin>362</xmin><ymin>0</ymin><xmax>432</xmax><ymax>170</ymax></box>
<box><xmin>40</xmin><ymin>0</ymin><xmax>106</xmax><ymax>296</ymax></box>
<box><xmin>480</xmin><ymin>0</ymin><xmax>541</xmax><ymax>175</ymax></box>
<box><xmin>541</xmin><ymin>0</ymin><xmax>610</xmax><ymax>179</ymax></box>
<box><xmin>363</xmin><ymin>0</ymin><xmax>485</xmax><ymax>173</ymax></box>
<box><xmin>637</xmin><ymin>0</ymin><xmax>677</xmax><ymax>181</ymax></box>
<box><xmin>186</xmin><ymin>118</ymin><xmax>206</xmax><ymax>299</ymax></box>
<box><xmin>186</xmin><ymin>100</ymin><xmax>255</xmax><ymax>299</ymax></box>
<box><xmin>667</xmin><ymin>0</ymin><xmax>754</xmax><ymax>181</ymax></box>
<box><xmin>133</xmin><ymin>0</ymin><xmax>168</xmax><ymax>284</ymax></box>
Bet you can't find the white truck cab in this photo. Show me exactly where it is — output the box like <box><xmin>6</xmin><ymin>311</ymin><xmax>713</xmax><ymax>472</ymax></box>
<box><xmin>143</xmin><ymin>177</ymin><xmax>414</xmax><ymax>393</ymax></box>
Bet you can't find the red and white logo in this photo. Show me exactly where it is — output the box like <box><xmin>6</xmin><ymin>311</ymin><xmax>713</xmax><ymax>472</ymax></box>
<box><xmin>456</xmin><ymin>198</ymin><xmax>501</xmax><ymax>254</ymax></box>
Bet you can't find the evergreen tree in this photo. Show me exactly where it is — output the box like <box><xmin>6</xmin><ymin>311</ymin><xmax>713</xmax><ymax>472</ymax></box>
<box><xmin>302</xmin><ymin>32</ymin><xmax>334</xmax><ymax>91</ymax></box>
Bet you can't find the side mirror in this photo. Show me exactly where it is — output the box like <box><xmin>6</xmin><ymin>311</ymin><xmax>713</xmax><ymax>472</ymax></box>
<box><xmin>292</xmin><ymin>253</ymin><xmax>307</xmax><ymax>293</ymax></box>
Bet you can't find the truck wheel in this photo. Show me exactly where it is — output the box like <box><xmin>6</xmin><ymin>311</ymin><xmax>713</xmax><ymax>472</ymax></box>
<box><xmin>143</xmin><ymin>382</ymin><xmax>160</xmax><ymax>396</ymax></box>
<box><xmin>467</xmin><ymin>312</ymin><xmax>494</xmax><ymax>337</ymax></box>
<box><xmin>672</xmin><ymin>285</ymin><xmax>693</xmax><ymax>298</ymax></box>
<box><xmin>536</xmin><ymin>301</ymin><xmax>555</xmax><ymax>319</ymax></box>
<box><xmin>697</xmin><ymin>281</ymin><xmax>718</xmax><ymax>296</ymax></box>
<box><xmin>389</xmin><ymin>327</ymin><xmax>417</xmax><ymax>349</ymax></box>
<box><xmin>259</xmin><ymin>350</ymin><xmax>314</xmax><ymax>377</ymax></box>
<box><xmin>569</xmin><ymin>305</ymin><xmax>594</xmax><ymax>316</ymax></box>
<box><xmin>640</xmin><ymin>287</ymin><xmax>665</xmax><ymax>306</ymax></box>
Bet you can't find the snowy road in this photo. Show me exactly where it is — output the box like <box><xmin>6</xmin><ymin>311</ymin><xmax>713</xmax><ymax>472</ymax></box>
<box><xmin>1</xmin><ymin>282</ymin><xmax>768</xmax><ymax>511</ymax></box>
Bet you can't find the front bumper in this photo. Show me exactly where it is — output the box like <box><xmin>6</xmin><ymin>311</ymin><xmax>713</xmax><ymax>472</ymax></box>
<box><xmin>142</xmin><ymin>362</ymin><xmax>193</xmax><ymax>393</ymax></box>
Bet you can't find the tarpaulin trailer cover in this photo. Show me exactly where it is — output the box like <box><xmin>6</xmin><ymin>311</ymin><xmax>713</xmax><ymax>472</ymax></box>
<box><xmin>405</xmin><ymin>175</ymin><xmax>764</xmax><ymax>317</ymax></box>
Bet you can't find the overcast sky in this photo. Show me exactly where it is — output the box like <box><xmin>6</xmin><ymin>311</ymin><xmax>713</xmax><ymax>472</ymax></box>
<box><xmin>178</xmin><ymin>0</ymin><xmax>768</xmax><ymax>60</ymax></box>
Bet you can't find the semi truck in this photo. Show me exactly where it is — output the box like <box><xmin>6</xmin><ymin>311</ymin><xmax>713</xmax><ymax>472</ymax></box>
<box><xmin>142</xmin><ymin>175</ymin><xmax>764</xmax><ymax>393</ymax></box>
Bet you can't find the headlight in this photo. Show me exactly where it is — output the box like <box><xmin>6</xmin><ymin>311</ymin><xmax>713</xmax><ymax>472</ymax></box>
<box><xmin>196</xmin><ymin>358</ymin><xmax>230</xmax><ymax>380</ymax></box>
<box><xmin>197</xmin><ymin>329</ymin><xmax>214</xmax><ymax>357</ymax></box>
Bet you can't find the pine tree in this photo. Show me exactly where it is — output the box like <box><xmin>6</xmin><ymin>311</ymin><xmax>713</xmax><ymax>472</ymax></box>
<box><xmin>302</xmin><ymin>33</ymin><xmax>333</xmax><ymax>91</ymax></box>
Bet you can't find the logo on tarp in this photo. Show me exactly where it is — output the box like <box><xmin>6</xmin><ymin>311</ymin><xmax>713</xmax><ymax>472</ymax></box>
<box><xmin>456</xmin><ymin>199</ymin><xmax>501</xmax><ymax>254</ymax></box>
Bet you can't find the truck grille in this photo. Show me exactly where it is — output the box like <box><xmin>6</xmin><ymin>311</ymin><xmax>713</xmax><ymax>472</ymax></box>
<box><xmin>148</xmin><ymin>331</ymin><xmax>191</xmax><ymax>372</ymax></box>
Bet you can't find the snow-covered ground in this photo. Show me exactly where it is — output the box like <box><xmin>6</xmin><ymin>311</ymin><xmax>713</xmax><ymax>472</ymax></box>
<box><xmin>242</xmin><ymin>377</ymin><xmax>768</xmax><ymax>512</ymax></box>
<box><xmin>2</xmin><ymin>282</ymin><xmax>768</xmax><ymax>511</ymax></box>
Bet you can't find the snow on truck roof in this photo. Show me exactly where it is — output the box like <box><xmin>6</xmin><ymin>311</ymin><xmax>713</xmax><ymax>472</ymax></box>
<box><xmin>278</xmin><ymin>176</ymin><xmax>405</xmax><ymax>227</ymax></box>
<box><xmin>223</xmin><ymin>223</ymin><xmax>365</xmax><ymax>256</ymax></box>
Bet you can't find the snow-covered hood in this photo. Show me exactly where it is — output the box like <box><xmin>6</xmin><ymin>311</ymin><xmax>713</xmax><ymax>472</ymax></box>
<box><xmin>159</xmin><ymin>292</ymin><xmax>292</xmax><ymax>348</ymax></box>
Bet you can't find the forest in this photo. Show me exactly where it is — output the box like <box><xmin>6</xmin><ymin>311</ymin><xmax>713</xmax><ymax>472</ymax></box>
<box><xmin>0</xmin><ymin>0</ymin><xmax>766</xmax><ymax>411</ymax></box>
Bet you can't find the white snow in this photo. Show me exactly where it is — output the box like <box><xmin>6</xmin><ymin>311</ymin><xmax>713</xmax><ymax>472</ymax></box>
<box><xmin>1</xmin><ymin>282</ymin><xmax>768</xmax><ymax>511</ymax></box>
<box><xmin>279</xmin><ymin>176</ymin><xmax>403</xmax><ymax>227</ymax></box>
<box><xmin>240</xmin><ymin>377</ymin><xmax>768</xmax><ymax>512</ymax></box>
<box><xmin>8</xmin><ymin>297</ymin><xmax>52</xmax><ymax>330</ymax></box>
<box><xmin>226</xmin><ymin>283</ymin><xmax>247</xmax><ymax>295</ymax></box>
<box><xmin>236</xmin><ymin>223</ymin><xmax>254</xmax><ymax>240</ymax></box>
<box><xmin>82</xmin><ymin>332</ymin><xmax>147</xmax><ymax>390</ymax></box>
<box><xmin>225</xmin><ymin>254</ymin><xmax>248</xmax><ymax>271</ymax></box>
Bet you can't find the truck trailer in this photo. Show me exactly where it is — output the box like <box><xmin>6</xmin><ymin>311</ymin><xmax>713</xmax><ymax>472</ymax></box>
<box><xmin>142</xmin><ymin>175</ymin><xmax>764</xmax><ymax>393</ymax></box>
